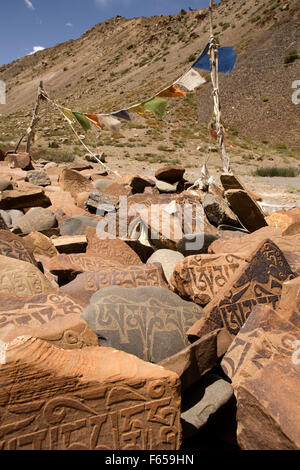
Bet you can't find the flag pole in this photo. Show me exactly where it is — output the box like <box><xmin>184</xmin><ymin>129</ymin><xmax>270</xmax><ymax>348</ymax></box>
<box><xmin>208</xmin><ymin>0</ymin><xmax>230</xmax><ymax>173</ymax></box>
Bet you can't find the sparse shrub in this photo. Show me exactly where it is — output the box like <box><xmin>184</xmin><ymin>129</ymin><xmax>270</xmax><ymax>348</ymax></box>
<box><xmin>253</xmin><ymin>167</ymin><xmax>300</xmax><ymax>177</ymax></box>
<box><xmin>261</xmin><ymin>96</ymin><xmax>270</xmax><ymax>102</ymax></box>
<box><xmin>188</xmin><ymin>54</ymin><xmax>197</xmax><ymax>62</ymax></box>
<box><xmin>284</xmin><ymin>50</ymin><xmax>299</xmax><ymax>64</ymax></box>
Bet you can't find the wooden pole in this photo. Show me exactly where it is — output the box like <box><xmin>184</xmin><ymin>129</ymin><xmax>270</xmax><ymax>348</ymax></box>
<box><xmin>26</xmin><ymin>80</ymin><xmax>44</xmax><ymax>154</ymax></box>
<box><xmin>208</xmin><ymin>0</ymin><xmax>230</xmax><ymax>173</ymax></box>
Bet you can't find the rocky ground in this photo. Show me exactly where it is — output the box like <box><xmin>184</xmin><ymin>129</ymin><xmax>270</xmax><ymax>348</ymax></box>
<box><xmin>0</xmin><ymin>149</ymin><xmax>299</xmax><ymax>450</ymax></box>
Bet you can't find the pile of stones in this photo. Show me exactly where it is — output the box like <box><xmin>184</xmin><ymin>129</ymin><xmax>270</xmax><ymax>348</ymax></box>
<box><xmin>0</xmin><ymin>152</ymin><xmax>299</xmax><ymax>450</ymax></box>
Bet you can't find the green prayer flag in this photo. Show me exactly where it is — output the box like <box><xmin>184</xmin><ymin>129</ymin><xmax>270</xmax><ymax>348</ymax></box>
<box><xmin>61</xmin><ymin>107</ymin><xmax>77</xmax><ymax>124</ymax></box>
<box><xmin>143</xmin><ymin>97</ymin><xmax>167</xmax><ymax>118</ymax></box>
<box><xmin>72</xmin><ymin>111</ymin><xmax>92</xmax><ymax>131</ymax></box>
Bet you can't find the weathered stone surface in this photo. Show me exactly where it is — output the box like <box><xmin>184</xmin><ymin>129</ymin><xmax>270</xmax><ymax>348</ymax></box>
<box><xmin>221</xmin><ymin>304</ymin><xmax>300</xmax><ymax>387</ymax></box>
<box><xmin>159</xmin><ymin>328</ymin><xmax>232</xmax><ymax>391</ymax></box>
<box><xmin>146</xmin><ymin>249</ymin><xmax>184</xmax><ymax>283</ymax></box>
<box><xmin>13</xmin><ymin>207</ymin><xmax>57</xmax><ymax>234</ymax></box>
<box><xmin>86</xmin><ymin>227</ymin><xmax>142</xmax><ymax>265</ymax></box>
<box><xmin>0</xmin><ymin>230</ymin><xmax>37</xmax><ymax>265</ymax></box>
<box><xmin>176</xmin><ymin>233</ymin><xmax>219</xmax><ymax>256</ymax></box>
<box><xmin>203</xmin><ymin>193</ymin><xmax>239</xmax><ymax>227</ymax></box>
<box><xmin>85</xmin><ymin>191</ymin><xmax>117</xmax><ymax>215</ymax></box>
<box><xmin>236</xmin><ymin>359</ymin><xmax>300</xmax><ymax>450</ymax></box>
<box><xmin>67</xmin><ymin>162</ymin><xmax>93</xmax><ymax>171</ymax></box>
<box><xmin>4</xmin><ymin>152</ymin><xmax>33</xmax><ymax>170</ymax></box>
<box><xmin>61</xmin><ymin>263</ymin><xmax>168</xmax><ymax>306</ymax></box>
<box><xmin>82</xmin><ymin>286</ymin><xmax>203</xmax><ymax>363</ymax></box>
<box><xmin>0</xmin><ymin>337</ymin><xmax>181</xmax><ymax>450</ymax></box>
<box><xmin>7</xmin><ymin>209</ymin><xmax>25</xmax><ymax>226</ymax></box>
<box><xmin>0</xmin><ymin>254</ymin><xmax>57</xmax><ymax>297</ymax></box>
<box><xmin>155</xmin><ymin>180</ymin><xmax>178</xmax><ymax>194</ymax></box>
<box><xmin>24</xmin><ymin>232</ymin><xmax>58</xmax><ymax>259</ymax></box>
<box><xmin>58</xmin><ymin>169</ymin><xmax>93</xmax><ymax>198</ymax></box>
<box><xmin>53</xmin><ymin>235</ymin><xmax>88</xmax><ymax>254</ymax></box>
<box><xmin>103</xmin><ymin>182</ymin><xmax>132</xmax><ymax>197</ymax></box>
<box><xmin>25</xmin><ymin>170</ymin><xmax>51</xmax><ymax>187</ymax></box>
<box><xmin>188</xmin><ymin>240</ymin><xmax>295</xmax><ymax>341</ymax></box>
<box><xmin>225</xmin><ymin>189</ymin><xmax>267</xmax><ymax>232</ymax></box>
<box><xmin>277</xmin><ymin>277</ymin><xmax>300</xmax><ymax>329</ymax></box>
<box><xmin>155</xmin><ymin>166</ymin><xmax>185</xmax><ymax>184</ymax></box>
<box><xmin>208</xmin><ymin>226</ymin><xmax>292</xmax><ymax>254</ymax></box>
<box><xmin>60</xmin><ymin>216</ymin><xmax>98</xmax><ymax>236</ymax></box>
<box><xmin>181</xmin><ymin>374</ymin><xmax>234</xmax><ymax>439</ymax></box>
<box><xmin>266</xmin><ymin>208</ymin><xmax>300</xmax><ymax>236</ymax></box>
<box><xmin>93</xmin><ymin>178</ymin><xmax>114</xmax><ymax>192</ymax></box>
<box><xmin>0</xmin><ymin>179</ymin><xmax>13</xmax><ymax>191</ymax></box>
<box><xmin>0</xmin><ymin>188</ymin><xmax>51</xmax><ymax>210</ymax></box>
<box><xmin>170</xmin><ymin>253</ymin><xmax>247</xmax><ymax>306</ymax></box>
<box><xmin>47</xmin><ymin>253</ymin><xmax>118</xmax><ymax>284</ymax></box>
<box><xmin>116</xmin><ymin>175</ymin><xmax>155</xmax><ymax>194</ymax></box>
<box><xmin>0</xmin><ymin>305</ymin><xmax>98</xmax><ymax>350</ymax></box>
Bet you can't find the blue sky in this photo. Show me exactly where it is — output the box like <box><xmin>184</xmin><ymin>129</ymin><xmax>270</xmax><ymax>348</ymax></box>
<box><xmin>0</xmin><ymin>0</ymin><xmax>219</xmax><ymax>65</ymax></box>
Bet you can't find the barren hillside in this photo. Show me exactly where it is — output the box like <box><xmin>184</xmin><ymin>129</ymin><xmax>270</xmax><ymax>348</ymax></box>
<box><xmin>0</xmin><ymin>0</ymin><xmax>299</xmax><ymax>179</ymax></box>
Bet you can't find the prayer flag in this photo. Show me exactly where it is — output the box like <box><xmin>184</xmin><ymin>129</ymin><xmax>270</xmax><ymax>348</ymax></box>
<box><xmin>192</xmin><ymin>43</ymin><xmax>237</xmax><ymax>74</ymax></box>
<box><xmin>143</xmin><ymin>97</ymin><xmax>167</xmax><ymax>118</ymax></box>
<box><xmin>111</xmin><ymin>109</ymin><xmax>131</xmax><ymax>121</ymax></box>
<box><xmin>174</xmin><ymin>69</ymin><xmax>206</xmax><ymax>91</ymax></box>
<box><xmin>84</xmin><ymin>113</ymin><xmax>105</xmax><ymax>130</ymax></box>
<box><xmin>156</xmin><ymin>84</ymin><xmax>186</xmax><ymax>98</ymax></box>
<box><xmin>97</xmin><ymin>115</ymin><xmax>122</xmax><ymax>138</ymax></box>
<box><xmin>72</xmin><ymin>111</ymin><xmax>92</xmax><ymax>131</ymax></box>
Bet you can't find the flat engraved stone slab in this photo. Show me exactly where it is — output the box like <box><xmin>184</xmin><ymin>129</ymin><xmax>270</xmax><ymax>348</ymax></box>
<box><xmin>0</xmin><ymin>337</ymin><xmax>181</xmax><ymax>450</ymax></box>
<box><xmin>187</xmin><ymin>239</ymin><xmax>295</xmax><ymax>341</ymax></box>
<box><xmin>170</xmin><ymin>253</ymin><xmax>247</xmax><ymax>306</ymax></box>
<box><xmin>61</xmin><ymin>263</ymin><xmax>169</xmax><ymax>307</ymax></box>
<box><xmin>0</xmin><ymin>255</ymin><xmax>57</xmax><ymax>297</ymax></box>
<box><xmin>82</xmin><ymin>285</ymin><xmax>203</xmax><ymax>363</ymax></box>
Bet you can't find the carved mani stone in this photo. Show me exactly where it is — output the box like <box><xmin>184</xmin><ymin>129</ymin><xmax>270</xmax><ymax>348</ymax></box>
<box><xmin>58</xmin><ymin>169</ymin><xmax>93</xmax><ymax>199</ymax></box>
<box><xmin>24</xmin><ymin>232</ymin><xmax>58</xmax><ymax>259</ymax></box>
<box><xmin>0</xmin><ymin>230</ymin><xmax>37</xmax><ymax>266</ymax></box>
<box><xmin>61</xmin><ymin>263</ymin><xmax>169</xmax><ymax>307</ymax></box>
<box><xmin>52</xmin><ymin>236</ymin><xmax>88</xmax><ymax>254</ymax></box>
<box><xmin>225</xmin><ymin>189</ymin><xmax>267</xmax><ymax>233</ymax></box>
<box><xmin>187</xmin><ymin>240</ymin><xmax>295</xmax><ymax>341</ymax></box>
<box><xmin>170</xmin><ymin>253</ymin><xmax>247</xmax><ymax>306</ymax></box>
<box><xmin>0</xmin><ymin>255</ymin><xmax>57</xmax><ymax>297</ymax></box>
<box><xmin>221</xmin><ymin>304</ymin><xmax>300</xmax><ymax>388</ymax></box>
<box><xmin>86</xmin><ymin>227</ymin><xmax>142</xmax><ymax>265</ymax></box>
<box><xmin>82</xmin><ymin>286</ymin><xmax>203</xmax><ymax>363</ymax></box>
<box><xmin>0</xmin><ymin>314</ymin><xmax>98</xmax><ymax>350</ymax></box>
<box><xmin>0</xmin><ymin>337</ymin><xmax>181</xmax><ymax>450</ymax></box>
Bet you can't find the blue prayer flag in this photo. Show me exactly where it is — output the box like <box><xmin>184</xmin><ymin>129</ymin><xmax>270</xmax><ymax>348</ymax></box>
<box><xmin>192</xmin><ymin>43</ymin><xmax>237</xmax><ymax>74</ymax></box>
<box><xmin>111</xmin><ymin>109</ymin><xmax>131</xmax><ymax>121</ymax></box>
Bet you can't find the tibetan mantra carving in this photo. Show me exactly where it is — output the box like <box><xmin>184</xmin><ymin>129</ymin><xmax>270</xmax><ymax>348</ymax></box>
<box><xmin>0</xmin><ymin>293</ymin><xmax>83</xmax><ymax>330</ymax></box>
<box><xmin>187</xmin><ymin>240</ymin><xmax>295</xmax><ymax>340</ymax></box>
<box><xmin>61</xmin><ymin>263</ymin><xmax>168</xmax><ymax>306</ymax></box>
<box><xmin>170</xmin><ymin>253</ymin><xmax>246</xmax><ymax>306</ymax></box>
<box><xmin>0</xmin><ymin>339</ymin><xmax>181</xmax><ymax>450</ymax></box>
<box><xmin>82</xmin><ymin>286</ymin><xmax>203</xmax><ymax>363</ymax></box>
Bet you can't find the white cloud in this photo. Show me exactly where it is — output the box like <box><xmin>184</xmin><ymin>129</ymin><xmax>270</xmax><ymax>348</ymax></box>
<box><xmin>24</xmin><ymin>0</ymin><xmax>35</xmax><ymax>10</ymax></box>
<box><xmin>66</xmin><ymin>22</ymin><xmax>73</xmax><ymax>27</ymax></box>
<box><xmin>28</xmin><ymin>46</ymin><xmax>45</xmax><ymax>55</ymax></box>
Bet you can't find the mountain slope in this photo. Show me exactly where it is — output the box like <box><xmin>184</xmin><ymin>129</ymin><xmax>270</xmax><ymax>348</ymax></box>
<box><xmin>0</xmin><ymin>0</ymin><xmax>299</xmax><ymax>156</ymax></box>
